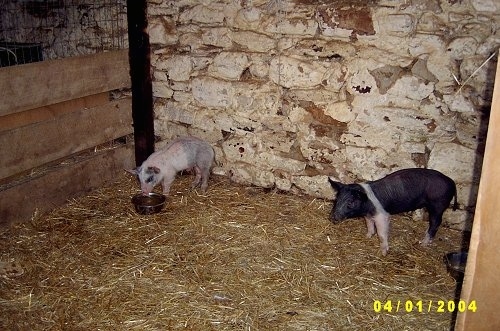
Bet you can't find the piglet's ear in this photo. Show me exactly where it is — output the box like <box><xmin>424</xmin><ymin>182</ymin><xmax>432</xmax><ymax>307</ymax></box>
<box><xmin>328</xmin><ymin>178</ymin><xmax>344</xmax><ymax>191</ymax></box>
<box><xmin>148</xmin><ymin>166</ymin><xmax>161</xmax><ymax>174</ymax></box>
<box><xmin>125</xmin><ymin>167</ymin><xmax>140</xmax><ymax>176</ymax></box>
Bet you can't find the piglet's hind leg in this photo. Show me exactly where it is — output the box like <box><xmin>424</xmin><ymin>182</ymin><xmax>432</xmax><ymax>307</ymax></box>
<box><xmin>200</xmin><ymin>166</ymin><xmax>210</xmax><ymax>193</ymax></box>
<box><xmin>365</xmin><ymin>216</ymin><xmax>376</xmax><ymax>238</ymax></box>
<box><xmin>191</xmin><ymin>166</ymin><xmax>202</xmax><ymax>188</ymax></box>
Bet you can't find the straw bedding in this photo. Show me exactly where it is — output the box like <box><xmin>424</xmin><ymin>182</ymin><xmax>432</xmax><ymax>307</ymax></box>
<box><xmin>1</xmin><ymin>174</ymin><xmax>464</xmax><ymax>330</ymax></box>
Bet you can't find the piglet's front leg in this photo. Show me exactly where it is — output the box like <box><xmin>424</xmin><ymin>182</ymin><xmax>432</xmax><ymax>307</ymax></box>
<box><xmin>161</xmin><ymin>176</ymin><xmax>176</xmax><ymax>196</ymax></box>
<box><xmin>373</xmin><ymin>213</ymin><xmax>390</xmax><ymax>256</ymax></box>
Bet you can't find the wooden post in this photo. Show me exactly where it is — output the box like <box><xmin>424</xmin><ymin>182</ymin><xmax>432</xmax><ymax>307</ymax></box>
<box><xmin>455</xmin><ymin>54</ymin><xmax>500</xmax><ymax>330</ymax></box>
<box><xmin>126</xmin><ymin>0</ymin><xmax>154</xmax><ymax>166</ymax></box>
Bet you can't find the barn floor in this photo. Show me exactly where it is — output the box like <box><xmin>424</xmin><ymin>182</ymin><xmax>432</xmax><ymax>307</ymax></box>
<box><xmin>0</xmin><ymin>174</ymin><xmax>467</xmax><ymax>330</ymax></box>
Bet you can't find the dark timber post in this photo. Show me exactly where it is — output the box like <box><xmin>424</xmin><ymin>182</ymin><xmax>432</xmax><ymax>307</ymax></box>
<box><xmin>126</xmin><ymin>0</ymin><xmax>154</xmax><ymax>166</ymax></box>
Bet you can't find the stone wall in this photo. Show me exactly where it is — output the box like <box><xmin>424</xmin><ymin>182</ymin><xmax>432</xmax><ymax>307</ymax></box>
<box><xmin>149</xmin><ymin>0</ymin><xmax>499</xmax><ymax>231</ymax></box>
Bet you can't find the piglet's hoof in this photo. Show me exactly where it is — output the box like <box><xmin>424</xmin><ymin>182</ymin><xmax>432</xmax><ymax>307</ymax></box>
<box><xmin>420</xmin><ymin>234</ymin><xmax>433</xmax><ymax>246</ymax></box>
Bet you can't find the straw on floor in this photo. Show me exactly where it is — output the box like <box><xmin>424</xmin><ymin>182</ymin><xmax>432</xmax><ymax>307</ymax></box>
<box><xmin>0</xmin><ymin>174</ymin><xmax>464</xmax><ymax>330</ymax></box>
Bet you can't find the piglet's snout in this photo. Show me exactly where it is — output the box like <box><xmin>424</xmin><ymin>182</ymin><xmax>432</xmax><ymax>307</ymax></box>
<box><xmin>141</xmin><ymin>186</ymin><xmax>153</xmax><ymax>195</ymax></box>
<box><xmin>330</xmin><ymin>211</ymin><xmax>345</xmax><ymax>224</ymax></box>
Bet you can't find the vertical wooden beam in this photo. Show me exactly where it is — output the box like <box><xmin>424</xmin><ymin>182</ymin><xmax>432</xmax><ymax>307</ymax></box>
<box><xmin>126</xmin><ymin>0</ymin><xmax>155</xmax><ymax>166</ymax></box>
<box><xmin>455</xmin><ymin>55</ymin><xmax>500</xmax><ymax>330</ymax></box>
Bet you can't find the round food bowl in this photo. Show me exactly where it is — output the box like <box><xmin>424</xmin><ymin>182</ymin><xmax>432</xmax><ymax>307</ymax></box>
<box><xmin>131</xmin><ymin>192</ymin><xmax>166</xmax><ymax>215</ymax></box>
<box><xmin>444</xmin><ymin>252</ymin><xmax>468</xmax><ymax>281</ymax></box>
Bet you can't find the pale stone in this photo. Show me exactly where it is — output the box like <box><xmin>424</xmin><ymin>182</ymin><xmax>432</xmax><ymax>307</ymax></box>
<box><xmin>258</xmin><ymin>152</ymin><xmax>306</xmax><ymax>173</ymax></box>
<box><xmin>344</xmin><ymin>146</ymin><xmax>417</xmax><ymax>181</ymax></box>
<box><xmin>295</xmin><ymin>39</ymin><xmax>357</xmax><ymax>59</ymax></box>
<box><xmin>287</xmin><ymin>88</ymin><xmax>342</xmax><ymax>104</ymax></box>
<box><xmin>179</xmin><ymin>4</ymin><xmax>226</xmax><ymax>24</ymax></box>
<box><xmin>231</xmin><ymin>31</ymin><xmax>276</xmax><ymax>52</ymax></box>
<box><xmin>269</xmin><ymin>56</ymin><xmax>327</xmax><ymax>88</ymax></box>
<box><xmin>252</xmin><ymin>169</ymin><xmax>276</xmax><ymax>188</ymax></box>
<box><xmin>153</xmin><ymin>70</ymin><xmax>169</xmax><ymax>82</ymax></box>
<box><xmin>234</xmin><ymin>7</ymin><xmax>263</xmax><ymax>30</ymax></box>
<box><xmin>477</xmin><ymin>34</ymin><xmax>500</xmax><ymax>55</ymax></box>
<box><xmin>249</xmin><ymin>61</ymin><xmax>269</xmax><ymax>79</ymax></box>
<box><xmin>156</xmin><ymin>55</ymin><xmax>193</xmax><ymax>81</ymax></box>
<box><xmin>443</xmin><ymin>94</ymin><xmax>475</xmax><ymax>113</ymax></box>
<box><xmin>226</xmin><ymin>163</ymin><xmax>275</xmax><ymax>188</ymax></box>
<box><xmin>299</xmin><ymin>137</ymin><xmax>342</xmax><ymax>165</ymax></box>
<box><xmin>231</xmin><ymin>81</ymin><xmax>280</xmax><ymax>115</ymax></box>
<box><xmin>408</xmin><ymin>34</ymin><xmax>445</xmax><ymax>57</ymax></box>
<box><xmin>375</xmin><ymin>14</ymin><xmax>416</xmax><ymax>36</ymax></box>
<box><xmin>208</xmin><ymin>52</ymin><xmax>250</xmax><ymax>80</ymax></box>
<box><xmin>152</xmin><ymin>81</ymin><xmax>174</xmax><ymax>98</ymax></box>
<box><xmin>417</xmin><ymin>13</ymin><xmax>446</xmax><ymax>33</ymax></box>
<box><xmin>257</xmin><ymin>130</ymin><xmax>295</xmax><ymax>153</ymax></box>
<box><xmin>428</xmin><ymin>142</ymin><xmax>480</xmax><ymax>183</ymax></box>
<box><xmin>291</xmin><ymin>175</ymin><xmax>333</xmax><ymax>199</ymax></box>
<box><xmin>227</xmin><ymin>165</ymin><xmax>275</xmax><ymax>188</ymax></box>
<box><xmin>154</xmin><ymin>120</ymin><xmax>189</xmax><ymax>140</ymax></box>
<box><xmin>447</xmin><ymin>37</ymin><xmax>479</xmax><ymax>60</ymax></box>
<box><xmin>263</xmin><ymin>17</ymin><xmax>318</xmax><ymax>36</ymax></box>
<box><xmin>227</xmin><ymin>166</ymin><xmax>256</xmax><ymax>187</ymax></box>
<box><xmin>239</xmin><ymin>7</ymin><xmax>261</xmax><ymax>22</ymax></box>
<box><xmin>324</xmin><ymin>27</ymin><xmax>356</xmax><ymax>39</ymax></box>
<box><xmin>171</xmin><ymin>82</ymin><xmax>190</xmax><ymax>93</ymax></box>
<box><xmin>443</xmin><ymin>209</ymin><xmax>473</xmax><ymax>232</ymax></box>
<box><xmin>287</xmin><ymin>107</ymin><xmax>312</xmax><ymax>132</ymax></box>
<box><xmin>155</xmin><ymin>101</ymin><xmax>195</xmax><ymax>125</ymax></box>
<box><xmin>387</xmin><ymin>76</ymin><xmax>434</xmax><ymax>101</ymax></box>
<box><xmin>400</xmin><ymin>142</ymin><xmax>426</xmax><ymax>154</ymax></box>
<box><xmin>192</xmin><ymin>57</ymin><xmax>212</xmax><ymax>71</ymax></box>
<box><xmin>346</xmin><ymin>62</ymin><xmax>379</xmax><ymax>95</ymax></box>
<box><xmin>275</xmin><ymin>176</ymin><xmax>292</xmax><ymax>191</ymax></box>
<box><xmin>411</xmin><ymin>58</ymin><xmax>438</xmax><ymax>83</ymax></box>
<box><xmin>192</xmin><ymin>77</ymin><xmax>234</xmax><ymax>108</ymax></box>
<box><xmin>427</xmin><ymin>52</ymin><xmax>455</xmax><ymax>89</ymax></box>
<box><xmin>178</xmin><ymin>32</ymin><xmax>204</xmax><ymax>51</ymax></box>
<box><xmin>202</xmin><ymin>27</ymin><xmax>233</xmax><ymax>48</ymax></box>
<box><xmin>322</xmin><ymin>62</ymin><xmax>349</xmax><ymax>92</ymax></box>
<box><xmin>222</xmin><ymin>135</ymin><xmax>258</xmax><ymax>165</ymax></box>
<box><xmin>148</xmin><ymin>18</ymin><xmax>178</xmax><ymax>45</ymax></box>
<box><xmin>324</xmin><ymin>101</ymin><xmax>354</xmax><ymax>123</ymax></box>
<box><xmin>470</xmin><ymin>0</ymin><xmax>499</xmax><ymax>12</ymax></box>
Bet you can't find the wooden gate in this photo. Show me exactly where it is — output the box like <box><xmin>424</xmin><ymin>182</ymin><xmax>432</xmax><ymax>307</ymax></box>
<box><xmin>0</xmin><ymin>50</ymin><xmax>134</xmax><ymax>228</ymax></box>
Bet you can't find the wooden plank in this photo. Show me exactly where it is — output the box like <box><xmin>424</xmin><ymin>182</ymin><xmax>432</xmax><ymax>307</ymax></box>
<box><xmin>0</xmin><ymin>49</ymin><xmax>130</xmax><ymax>117</ymax></box>
<box><xmin>0</xmin><ymin>93</ymin><xmax>109</xmax><ymax>132</ymax></box>
<box><xmin>0</xmin><ymin>98</ymin><xmax>133</xmax><ymax>180</ymax></box>
<box><xmin>0</xmin><ymin>145</ymin><xmax>134</xmax><ymax>228</ymax></box>
<box><xmin>455</xmin><ymin>56</ymin><xmax>500</xmax><ymax>330</ymax></box>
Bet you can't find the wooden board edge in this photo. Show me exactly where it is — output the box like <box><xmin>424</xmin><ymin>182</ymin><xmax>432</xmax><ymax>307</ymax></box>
<box><xmin>0</xmin><ymin>92</ymin><xmax>110</xmax><ymax>133</ymax></box>
<box><xmin>0</xmin><ymin>144</ymin><xmax>135</xmax><ymax>229</ymax></box>
<box><xmin>455</xmin><ymin>55</ymin><xmax>500</xmax><ymax>330</ymax></box>
<box><xmin>0</xmin><ymin>49</ymin><xmax>130</xmax><ymax>116</ymax></box>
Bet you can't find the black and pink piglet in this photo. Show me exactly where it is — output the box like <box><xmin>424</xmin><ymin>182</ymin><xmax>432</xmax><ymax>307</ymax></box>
<box><xmin>328</xmin><ymin>168</ymin><xmax>458</xmax><ymax>256</ymax></box>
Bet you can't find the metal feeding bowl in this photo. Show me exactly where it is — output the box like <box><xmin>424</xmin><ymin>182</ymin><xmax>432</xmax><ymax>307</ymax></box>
<box><xmin>131</xmin><ymin>193</ymin><xmax>166</xmax><ymax>215</ymax></box>
<box><xmin>444</xmin><ymin>252</ymin><xmax>468</xmax><ymax>281</ymax></box>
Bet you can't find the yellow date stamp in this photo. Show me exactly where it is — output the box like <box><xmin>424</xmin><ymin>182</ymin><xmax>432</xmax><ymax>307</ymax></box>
<box><xmin>373</xmin><ymin>300</ymin><xmax>477</xmax><ymax>313</ymax></box>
